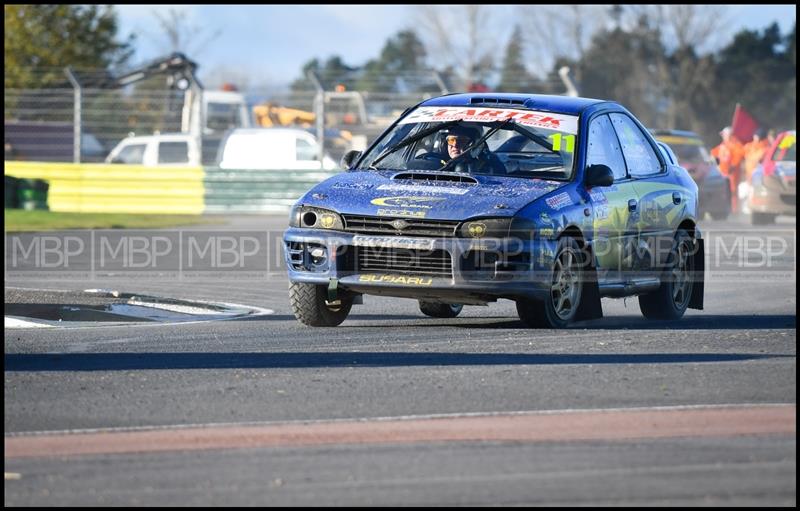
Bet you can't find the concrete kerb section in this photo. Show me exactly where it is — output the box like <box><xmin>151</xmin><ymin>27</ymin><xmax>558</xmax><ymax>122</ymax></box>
<box><xmin>4</xmin><ymin>288</ymin><xmax>273</xmax><ymax>329</ymax></box>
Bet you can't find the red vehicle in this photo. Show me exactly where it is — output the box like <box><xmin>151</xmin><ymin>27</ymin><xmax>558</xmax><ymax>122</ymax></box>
<box><xmin>746</xmin><ymin>130</ymin><xmax>796</xmax><ymax>225</ymax></box>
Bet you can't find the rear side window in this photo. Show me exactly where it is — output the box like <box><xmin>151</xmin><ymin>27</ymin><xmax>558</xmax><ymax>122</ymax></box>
<box><xmin>610</xmin><ymin>113</ymin><xmax>662</xmax><ymax>177</ymax></box>
<box><xmin>296</xmin><ymin>138</ymin><xmax>317</xmax><ymax>161</ymax></box>
<box><xmin>586</xmin><ymin>114</ymin><xmax>627</xmax><ymax>180</ymax></box>
<box><xmin>115</xmin><ymin>143</ymin><xmax>146</xmax><ymax>164</ymax></box>
<box><xmin>158</xmin><ymin>142</ymin><xmax>189</xmax><ymax>164</ymax></box>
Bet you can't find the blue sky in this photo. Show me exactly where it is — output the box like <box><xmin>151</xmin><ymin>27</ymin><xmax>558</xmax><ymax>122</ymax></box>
<box><xmin>116</xmin><ymin>4</ymin><xmax>797</xmax><ymax>91</ymax></box>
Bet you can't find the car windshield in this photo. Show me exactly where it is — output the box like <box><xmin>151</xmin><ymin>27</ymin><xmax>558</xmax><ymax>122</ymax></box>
<box><xmin>358</xmin><ymin>106</ymin><xmax>579</xmax><ymax>180</ymax></box>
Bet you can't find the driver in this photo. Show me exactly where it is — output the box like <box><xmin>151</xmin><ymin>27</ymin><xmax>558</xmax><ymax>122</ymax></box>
<box><xmin>443</xmin><ymin>124</ymin><xmax>505</xmax><ymax>174</ymax></box>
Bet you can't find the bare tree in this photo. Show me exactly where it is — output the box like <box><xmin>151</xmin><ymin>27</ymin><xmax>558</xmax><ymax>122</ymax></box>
<box><xmin>413</xmin><ymin>5</ymin><xmax>500</xmax><ymax>90</ymax></box>
<box><xmin>518</xmin><ymin>5</ymin><xmax>609</xmax><ymax>78</ymax></box>
<box><xmin>621</xmin><ymin>5</ymin><xmax>731</xmax><ymax>129</ymax></box>
<box><xmin>149</xmin><ymin>7</ymin><xmax>222</xmax><ymax>58</ymax></box>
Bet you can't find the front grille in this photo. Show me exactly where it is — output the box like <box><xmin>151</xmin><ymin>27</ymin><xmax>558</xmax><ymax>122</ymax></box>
<box><xmin>343</xmin><ymin>215</ymin><xmax>459</xmax><ymax>237</ymax></box>
<box><xmin>356</xmin><ymin>247</ymin><xmax>452</xmax><ymax>277</ymax></box>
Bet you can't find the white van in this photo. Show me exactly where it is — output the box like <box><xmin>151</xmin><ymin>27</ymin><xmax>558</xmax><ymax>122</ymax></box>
<box><xmin>106</xmin><ymin>133</ymin><xmax>201</xmax><ymax>166</ymax></box>
<box><xmin>217</xmin><ymin>128</ymin><xmax>338</xmax><ymax>170</ymax></box>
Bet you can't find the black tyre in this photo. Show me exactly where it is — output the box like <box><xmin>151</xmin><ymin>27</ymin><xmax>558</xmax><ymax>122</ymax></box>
<box><xmin>419</xmin><ymin>301</ymin><xmax>463</xmax><ymax>318</ymax></box>
<box><xmin>751</xmin><ymin>212</ymin><xmax>776</xmax><ymax>225</ymax></box>
<box><xmin>516</xmin><ymin>236</ymin><xmax>584</xmax><ymax>328</ymax></box>
<box><xmin>638</xmin><ymin>229</ymin><xmax>695</xmax><ymax>320</ymax></box>
<box><xmin>289</xmin><ymin>281</ymin><xmax>353</xmax><ymax>327</ymax></box>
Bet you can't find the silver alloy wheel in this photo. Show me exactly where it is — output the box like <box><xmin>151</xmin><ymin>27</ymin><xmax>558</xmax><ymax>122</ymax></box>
<box><xmin>551</xmin><ymin>248</ymin><xmax>582</xmax><ymax>320</ymax></box>
<box><xmin>671</xmin><ymin>239</ymin><xmax>692</xmax><ymax>309</ymax></box>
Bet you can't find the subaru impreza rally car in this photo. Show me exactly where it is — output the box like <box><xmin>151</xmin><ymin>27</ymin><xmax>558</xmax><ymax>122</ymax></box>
<box><xmin>284</xmin><ymin>93</ymin><xmax>704</xmax><ymax>328</ymax></box>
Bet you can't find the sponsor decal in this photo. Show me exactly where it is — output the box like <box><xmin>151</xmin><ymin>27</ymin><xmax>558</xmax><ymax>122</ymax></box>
<box><xmin>332</xmin><ymin>182</ymin><xmax>375</xmax><ymax>190</ymax></box>
<box><xmin>467</xmin><ymin>222</ymin><xmax>487</xmax><ymax>238</ymax></box>
<box><xmin>594</xmin><ymin>204</ymin><xmax>609</xmax><ymax>220</ymax></box>
<box><xmin>589</xmin><ymin>189</ymin><xmax>608</xmax><ymax>205</ymax></box>
<box><xmin>539</xmin><ymin>212</ymin><xmax>553</xmax><ymax>224</ymax></box>
<box><xmin>377</xmin><ymin>184</ymin><xmax>470</xmax><ymax>195</ymax></box>
<box><xmin>779</xmin><ymin>134</ymin><xmax>795</xmax><ymax>150</ymax></box>
<box><xmin>538</xmin><ymin>227</ymin><xmax>555</xmax><ymax>237</ymax></box>
<box><xmin>370</xmin><ymin>196</ymin><xmax>444</xmax><ymax>209</ymax></box>
<box><xmin>358</xmin><ymin>274</ymin><xmax>433</xmax><ymax>286</ymax></box>
<box><xmin>398</xmin><ymin>106</ymin><xmax>579</xmax><ymax>134</ymax></box>
<box><xmin>377</xmin><ymin>208</ymin><xmax>427</xmax><ymax>218</ymax></box>
<box><xmin>352</xmin><ymin>236</ymin><xmax>435</xmax><ymax>250</ymax></box>
<box><xmin>545</xmin><ymin>192</ymin><xmax>572</xmax><ymax>210</ymax></box>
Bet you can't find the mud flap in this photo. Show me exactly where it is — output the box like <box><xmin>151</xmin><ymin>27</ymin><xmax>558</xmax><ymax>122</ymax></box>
<box><xmin>688</xmin><ymin>237</ymin><xmax>704</xmax><ymax>310</ymax></box>
<box><xmin>576</xmin><ymin>244</ymin><xmax>603</xmax><ymax>321</ymax></box>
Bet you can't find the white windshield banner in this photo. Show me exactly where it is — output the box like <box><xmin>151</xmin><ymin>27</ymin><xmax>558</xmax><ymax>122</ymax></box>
<box><xmin>398</xmin><ymin>106</ymin><xmax>578</xmax><ymax>134</ymax></box>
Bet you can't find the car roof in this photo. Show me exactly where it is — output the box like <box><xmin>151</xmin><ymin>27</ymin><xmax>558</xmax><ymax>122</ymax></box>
<box><xmin>650</xmin><ymin>129</ymin><xmax>700</xmax><ymax>139</ymax></box>
<box><xmin>419</xmin><ymin>93</ymin><xmax>608</xmax><ymax>116</ymax></box>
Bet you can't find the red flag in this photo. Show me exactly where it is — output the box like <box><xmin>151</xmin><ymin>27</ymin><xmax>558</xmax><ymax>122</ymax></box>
<box><xmin>731</xmin><ymin>103</ymin><xmax>758</xmax><ymax>143</ymax></box>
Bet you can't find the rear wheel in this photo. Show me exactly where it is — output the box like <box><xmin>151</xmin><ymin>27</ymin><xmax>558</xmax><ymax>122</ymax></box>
<box><xmin>516</xmin><ymin>236</ymin><xmax>584</xmax><ymax>328</ymax></box>
<box><xmin>289</xmin><ymin>281</ymin><xmax>353</xmax><ymax>327</ymax></box>
<box><xmin>751</xmin><ymin>212</ymin><xmax>776</xmax><ymax>225</ymax></box>
<box><xmin>418</xmin><ymin>301</ymin><xmax>463</xmax><ymax>318</ymax></box>
<box><xmin>639</xmin><ymin>229</ymin><xmax>694</xmax><ymax>320</ymax></box>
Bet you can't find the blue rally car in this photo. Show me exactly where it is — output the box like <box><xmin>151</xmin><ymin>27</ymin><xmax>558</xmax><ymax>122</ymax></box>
<box><xmin>284</xmin><ymin>93</ymin><xmax>704</xmax><ymax>328</ymax></box>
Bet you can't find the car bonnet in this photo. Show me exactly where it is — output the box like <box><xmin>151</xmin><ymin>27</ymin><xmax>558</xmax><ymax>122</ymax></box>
<box><xmin>297</xmin><ymin>170</ymin><xmax>568</xmax><ymax>221</ymax></box>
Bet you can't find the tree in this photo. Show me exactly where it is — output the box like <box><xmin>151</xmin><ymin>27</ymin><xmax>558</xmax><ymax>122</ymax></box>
<box><xmin>413</xmin><ymin>5</ymin><xmax>498</xmax><ymax>91</ymax></box>
<box><xmin>4</xmin><ymin>5</ymin><xmax>134</xmax><ymax>89</ymax></box>
<box><xmin>289</xmin><ymin>56</ymin><xmax>359</xmax><ymax>92</ymax></box>
<box><xmin>498</xmin><ymin>26</ymin><xmax>541</xmax><ymax>92</ymax></box>
<box><xmin>148</xmin><ymin>7</ymin><xmax>221</xmax><ymax>59</ymax></box>
<box><xmin>356</xmin><ymin>30</ymin><xmax>429</xmax><ymax>92</ymax></box>
<box><xmin>713</xmin><ymin>22</ymin><xmax>797</xmax><ymax>139</ymax></box>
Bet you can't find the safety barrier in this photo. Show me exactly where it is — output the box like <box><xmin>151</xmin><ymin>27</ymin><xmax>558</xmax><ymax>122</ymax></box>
<box><xmin>4</xmin><ymin>161</ymin><xmax>340</xmax><ymax>214</ymax></box>
<box><xmin>4</xmin><ymin>161</ymin><xmax>205</xmax><ymax>214</ymax></box>
<box><xmin>203</xmin><ymin>167</ymin><xmax>340</xmax><ymax>213</ymax></box>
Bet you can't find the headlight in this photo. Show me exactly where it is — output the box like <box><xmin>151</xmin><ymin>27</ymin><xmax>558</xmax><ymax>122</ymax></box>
<box><xmin>289</xmin><ymin>205</ymin><xmax>344</xmax><ymax>230</ymax></box>
<box><xmin>458</xmin><ymin>218</ymin><xmax>513</xmax><ymax>238</ymax></box>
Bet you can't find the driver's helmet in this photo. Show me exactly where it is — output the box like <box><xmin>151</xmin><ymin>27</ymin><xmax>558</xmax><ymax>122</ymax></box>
<box><xmin>441</xmin><ymin>124</ymin><xmax>482</xmax><ymax>155</ymax></box>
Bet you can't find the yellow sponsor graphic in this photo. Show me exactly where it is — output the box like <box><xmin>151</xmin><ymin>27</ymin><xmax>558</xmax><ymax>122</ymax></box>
<box><xmin>467</xmin><ymin>222</ymin><xmax>487</xmax><ymax>237</ymax></box>
<box><xmin>358</xmin><ymin>274</ymin><xmax>434</xmax><ymax>286</ymax></box>
<box><xmin>377</xmin><ymin>208</ymin><xmax>426</xmax><ymax>218</ymax></box>
<box><xmin>371</xmin><ymin>196</ymin><xmax>444</xmax><ymax>209</ymax></box>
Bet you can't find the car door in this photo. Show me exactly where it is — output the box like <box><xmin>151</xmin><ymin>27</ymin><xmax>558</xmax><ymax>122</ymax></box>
<box><xmin>585</xmin><ymin>113</ymin><xmax>642</xmax><ymax>283</ymax></box>
<box><xmin>609</xmin><ymin>113</ymin><xmax>675</xmax><ymax>275</ymax></box>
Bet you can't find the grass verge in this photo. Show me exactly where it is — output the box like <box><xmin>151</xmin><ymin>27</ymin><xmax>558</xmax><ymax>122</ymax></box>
<box><xmin>4</xmin><ymin>209</ymin><xmax>224</xmax><ymax>232</ymax></box>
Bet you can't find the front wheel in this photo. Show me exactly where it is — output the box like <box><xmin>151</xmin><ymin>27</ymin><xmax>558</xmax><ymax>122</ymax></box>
<box><xmin>638</xmin><ymin>229</ymin><xmax>695</xmax><ymax>320</ymax></box>
<box><xmin>516</xmin><ymin>236</ymin><xmax>584</xmax><ymax>328</ymax></box>
<box><xmin>289</xmin><ymin>281</ymin><xmax>353</xmax><ymax>326</ymax></box>
<box><xmin>419</xmin><ymin>301</ymin><xmax>463</xmax><ymax>318</ymax></box>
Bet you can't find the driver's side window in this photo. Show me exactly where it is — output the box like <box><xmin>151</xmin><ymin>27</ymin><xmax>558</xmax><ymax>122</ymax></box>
<box><xmin>586</xmin><ymin>114</ymin><xmax>627</xmax><ymax>180</ymax></box>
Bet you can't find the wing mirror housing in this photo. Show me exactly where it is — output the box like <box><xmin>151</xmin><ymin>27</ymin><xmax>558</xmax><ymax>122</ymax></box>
<box><xmin>585</xmin><ymin>164</ymin><xmax>614</xmax><ymax>187</ymax></box>
<box><xmin>341</xmin><ymin>150</ymin><xmax>362</xmax><ymax>169</ymax></box>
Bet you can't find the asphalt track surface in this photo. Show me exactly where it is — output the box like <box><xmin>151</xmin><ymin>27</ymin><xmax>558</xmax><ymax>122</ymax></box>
<box><xmin>4</xmin><ymin>214</ymin><xmax>796</xmax><ymax>506</ymax></box>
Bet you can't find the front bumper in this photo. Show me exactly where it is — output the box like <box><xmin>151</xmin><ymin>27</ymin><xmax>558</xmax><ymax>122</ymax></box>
<box><xmin>283</xmin><ymin>227</ymin><xmax>558</xmax><ymax>303</ymax></box>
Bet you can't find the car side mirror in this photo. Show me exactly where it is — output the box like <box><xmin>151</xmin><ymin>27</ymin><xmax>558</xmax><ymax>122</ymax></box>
<box><xmin>585</xmin><ymin>164</ymin><xmax>614</xmax><ymax>187</ymax></box>
<box><xmin>341</xmin><ymin>150</ymin><xmax>362</xmax><ymax>169</ymax></box>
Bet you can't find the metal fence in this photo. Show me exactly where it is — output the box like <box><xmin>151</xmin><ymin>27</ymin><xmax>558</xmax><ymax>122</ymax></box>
<box><xmin>4</xmin><ymin>86</ymin><xmax>438</xmax><ymax>166</ymax></box>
